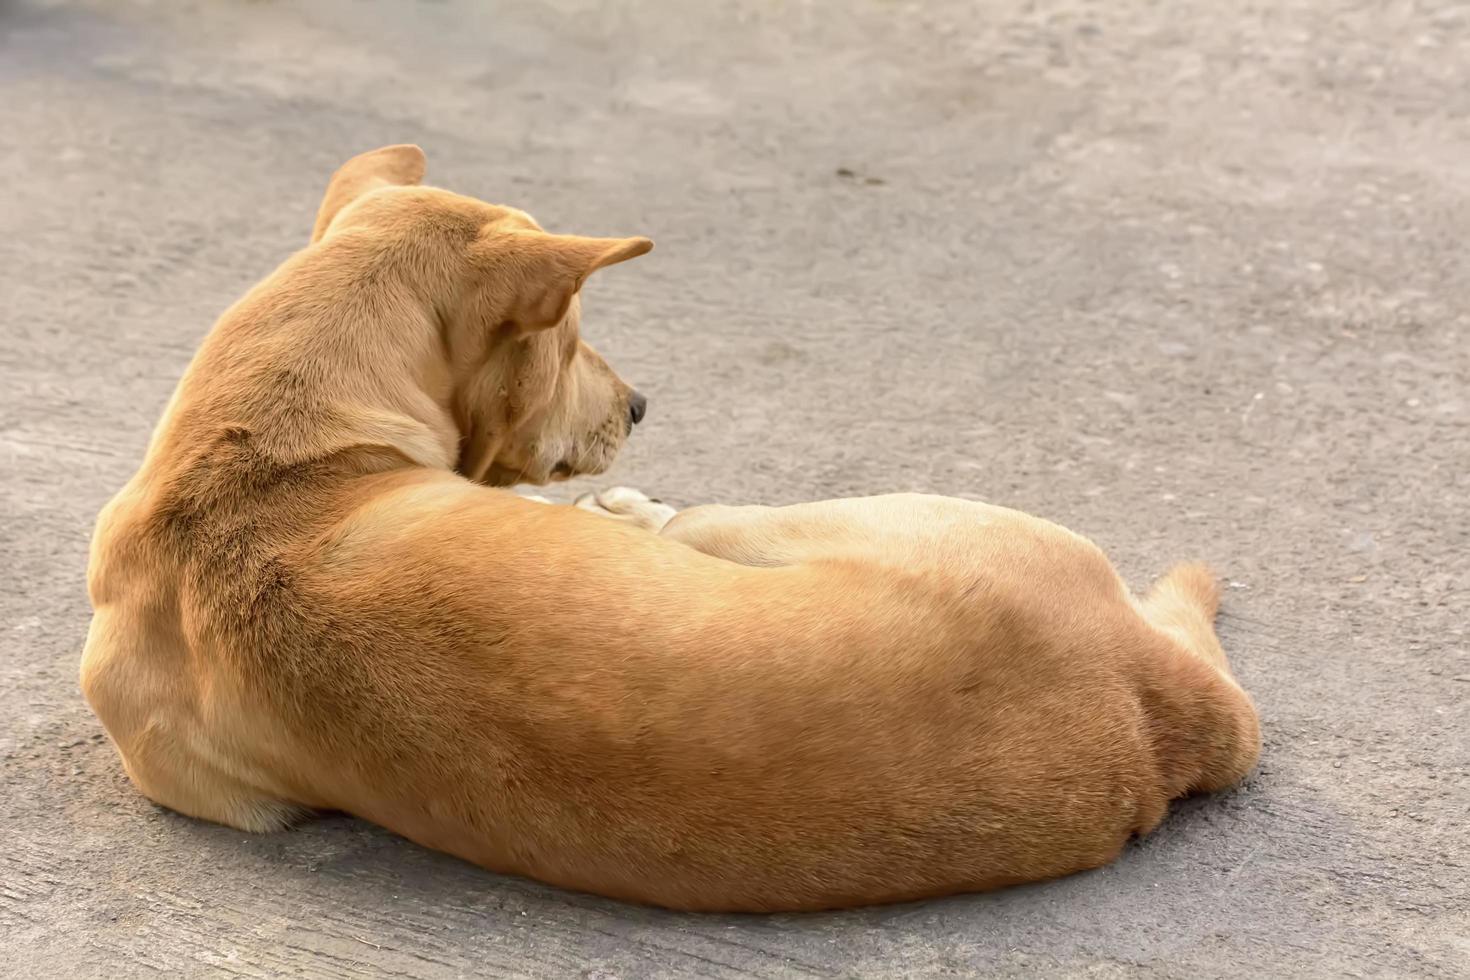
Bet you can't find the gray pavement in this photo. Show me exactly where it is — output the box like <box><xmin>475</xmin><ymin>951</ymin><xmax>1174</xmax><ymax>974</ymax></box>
<box><xmin>2</xmin><ymin>0</ymin><xmax>1467</xmax><ymax>975</ymax></box>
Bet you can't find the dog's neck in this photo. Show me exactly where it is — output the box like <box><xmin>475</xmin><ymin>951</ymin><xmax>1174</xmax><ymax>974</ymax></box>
<box><xmin>151</xmin><ymin>237</ymin><xmax>468</xmax><ymax>482</ymax></box>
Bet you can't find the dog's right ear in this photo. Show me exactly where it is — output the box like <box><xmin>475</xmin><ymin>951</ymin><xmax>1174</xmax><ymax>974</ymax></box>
<box><xmin>310</xmin><ymin>144</ymin><xmax>427</xmax><ymax>243</ymax></box>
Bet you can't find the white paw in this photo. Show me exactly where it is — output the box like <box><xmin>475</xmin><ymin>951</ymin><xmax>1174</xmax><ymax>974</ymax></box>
<box><xmin>574</xmin><ymin>486</ymin><xmax>678</xmax><ymax>532</ymax></box>
<box><xmin>520</xmin><ymin>494</ymin><xmax>554</xmax><ymax>504</ymax></box>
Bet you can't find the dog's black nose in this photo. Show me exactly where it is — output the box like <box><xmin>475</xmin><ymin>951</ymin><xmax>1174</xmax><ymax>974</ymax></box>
<box><xmin>628</xmin><ymin>390</ymin><xmax>648</xmax><ymax>427</ymax></box>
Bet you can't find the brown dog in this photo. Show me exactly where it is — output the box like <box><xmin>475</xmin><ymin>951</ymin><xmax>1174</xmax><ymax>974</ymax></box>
<box><xmin>80</xmin><ymin>146</ymin><xmax>1261</xmax><ymax>912</ymax></box>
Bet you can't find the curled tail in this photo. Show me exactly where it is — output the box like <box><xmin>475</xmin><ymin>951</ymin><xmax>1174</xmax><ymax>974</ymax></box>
<box><xmin>1140</xmin><ymin>562</ymin><xmax>1261</xmax><ymax>792</ymax></box>
<box><xmin>1141</xmin><ymin>561</ymin><xmax>1230</xmax><ymax>676</ymax></box>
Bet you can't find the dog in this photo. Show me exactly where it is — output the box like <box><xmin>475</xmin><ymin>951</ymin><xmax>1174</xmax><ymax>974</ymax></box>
<box><xmin>80</xmin><ymin>145</ymin><xmax>1261</xmax><ymax>912</ymax></box>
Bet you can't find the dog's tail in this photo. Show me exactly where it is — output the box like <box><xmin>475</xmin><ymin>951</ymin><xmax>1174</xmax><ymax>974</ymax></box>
<box><xmin>1140</xmin><ymin>561</ymin><xmax>1230</xmax><ymax>675</ymax></box>
<box><xmin>1140</xmin><ymin>562</ymin><xmax>1260</xmax><ymax>793</ymax></box>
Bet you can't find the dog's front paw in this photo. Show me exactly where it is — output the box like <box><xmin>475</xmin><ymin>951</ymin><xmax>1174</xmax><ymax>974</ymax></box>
<box><xmin>574</xmin><ymin>486</ymin><xmax>678</xmax><ymax>532</ymax></box>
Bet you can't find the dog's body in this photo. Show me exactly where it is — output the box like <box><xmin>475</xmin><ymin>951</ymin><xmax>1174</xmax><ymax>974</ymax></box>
<box><xmin>81</xmin><ymin>147</ymin><xmax>1260</xmax><ymax>912</ymax></box>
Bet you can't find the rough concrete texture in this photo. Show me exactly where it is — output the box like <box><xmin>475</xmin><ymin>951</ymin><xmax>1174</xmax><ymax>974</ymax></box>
<box><xmin>2</xmin><ymin>0</ymin><xmax>1467</xmax><ymax>975</ymax></box>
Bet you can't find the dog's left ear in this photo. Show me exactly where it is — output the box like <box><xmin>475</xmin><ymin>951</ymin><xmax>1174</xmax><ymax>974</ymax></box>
<box><xmin>311</xmin><ymin>144</ymin><xmax>427</xmax><ymax>243</ymax></box>
<box><xmin>496</xmin><ymin>231</ymin><xmax>653</xmax><ymax>331</ymax></box>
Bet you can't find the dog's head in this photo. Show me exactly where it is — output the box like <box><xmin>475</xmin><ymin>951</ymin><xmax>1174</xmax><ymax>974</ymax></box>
<box><xmin>312</xmin><ymin>144</ymin><xmax>651</xmax><ymax>486</ymax></box>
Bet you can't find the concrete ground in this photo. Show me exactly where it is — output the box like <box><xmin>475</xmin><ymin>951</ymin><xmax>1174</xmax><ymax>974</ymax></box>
<box><xmin>2</xmin><ymin>0</ymin><xmax>1467</xmax><ymax>975</ymax></box>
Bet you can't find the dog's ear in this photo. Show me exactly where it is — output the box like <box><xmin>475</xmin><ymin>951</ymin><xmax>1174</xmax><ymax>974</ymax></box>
<box><xmin>498</xmin><ymin>232</ymin><xmax>653</xmax><ymax>330</ymax></box>
<box><xmin>311</xmin><ymin>144</ymin><xmax>427</xmax><ymax>243</ymax></box>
